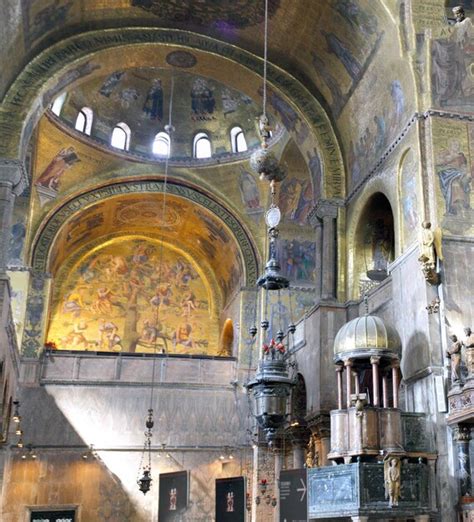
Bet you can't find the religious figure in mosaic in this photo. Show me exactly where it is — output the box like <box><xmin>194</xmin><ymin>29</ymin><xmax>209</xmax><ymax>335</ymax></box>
<box><xmin>436</xmin><ymin>139</ymin><xmax>471</xmax><ymax>215</ymax></box>
<box><xmin>143</xmin><ymin>79</ymin><xmax>163</xmax><ymax>120</ymax></box>
<box><xmin>36</xmin><ymin>147</ymin><xmax>80</xmax><ymax>192</ymax></box>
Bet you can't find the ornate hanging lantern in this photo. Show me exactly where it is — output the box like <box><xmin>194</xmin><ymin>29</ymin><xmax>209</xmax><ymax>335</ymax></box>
<box><xmin>137</xmin><ymin>408</ymin><xmax>154</xmax><ymax>495</ymax></box>
<box><xmin>244</xmin><ymin>0</ymin><xmax>295</xmax><ymax>448</ymax></box>
<box><xmin>245</xmin><ymin>209</ymin><xmax>294</xmax><ymax>447</ymax></box>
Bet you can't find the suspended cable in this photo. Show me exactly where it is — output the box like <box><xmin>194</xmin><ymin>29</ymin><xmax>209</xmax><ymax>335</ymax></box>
<box><xmin>262</xmin><ymin>0</ymin><xmax>269</xmax><ymax>120</ymax></box>
<box><xmin>138</xmin><ymin>74</ymin><xmax>175</xmax><ymax>495</ymax></box>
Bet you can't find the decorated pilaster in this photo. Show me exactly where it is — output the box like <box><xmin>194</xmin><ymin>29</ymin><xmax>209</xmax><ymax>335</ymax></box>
<box><xmin>21</xmin><ymin>271</ymin><xmax>52</xmax><ymax>358</ymax></box>
<box><xmin>0</xmin><ymin>160</ymin><xmax>27</xmax><ymax>270</ymax></box>
<box><xmin>454</xmin><ymin>425</ymin><xmax>472</xmax><ymax>498</ymax></box>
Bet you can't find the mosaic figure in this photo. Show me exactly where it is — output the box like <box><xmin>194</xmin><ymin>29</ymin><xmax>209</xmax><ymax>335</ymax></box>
<box><xmin>239</xmin><ymin>168</ymin><xmax>261</xmax><ymax>211</ymax></box>
<box><xmin>322</xmin><ymin>30</ymin><xmax>362</xmax><ymax>81</ymax></box>
<box><xmin>99</xmin><ymin>71</ymin><xmax>125</xmax><ymax>97</ymax></box>
<box><xmin>436</xmin><ymin>139</ymin><xmax>471</xmax><ymax>215</ymax></box>
<box><xmin>143</xmin><ymin>79</ymin><xmax>163</xmax><ymax>120</ymax></box>
<box><xmin>36</xmin><ymin>147</ymin><xmax>80</xmax><ymax>191</ymax></box>
<box><xmin>191</xmin><ymin>78</ymin><xmax>215</xmax><ymax>115</ymax></box>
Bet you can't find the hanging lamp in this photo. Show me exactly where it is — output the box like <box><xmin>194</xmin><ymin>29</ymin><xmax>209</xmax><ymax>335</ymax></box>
<box><xmin>245</xmin><ymin>0</ymin><xmax>295</xmax><ymax>448</ymax></box>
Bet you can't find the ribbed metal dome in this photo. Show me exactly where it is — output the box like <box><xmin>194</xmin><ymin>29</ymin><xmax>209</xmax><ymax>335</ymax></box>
<box><xmin>333</xmin><ymin>314</ymin><xmax>401</xmax><ymax>361</ymax></box>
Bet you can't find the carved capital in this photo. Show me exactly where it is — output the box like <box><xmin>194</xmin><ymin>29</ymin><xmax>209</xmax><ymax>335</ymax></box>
<box><xmin>335</xmin><ymin>364</ymin><xmax>344</xmax><ymax>374</ymax></box>
<box><xmin>314</xmin><ymin>198</ymin><xmax>342</xmax><ymax>220</ymax></box>
<box><xmin>344</xmin><ymin>358</ymin><xmax>354</xmax><ymax>368</ymax></box>
<box><xmin>0</xmin><ymin>159</ymin><xmax>28</xmax><ymax>195</ymax></box>
<box><xmin>370</xmin><ymin>356</ymin><xmax>381</xmax><ymax>365</ymax></box>
<box><xmin>455</xmin><ymin>424</ymin><xmax>472</xmax><ymax>443</ymax></box>
<box><xmin>305</xmin><ymin>412</ymin><xmax>330</xmax><ymax>439</ymax></box>
<box><xmin>419</xmin><ymin>260</ymin><xmax>440</xmax><ymax>286</ymax></box>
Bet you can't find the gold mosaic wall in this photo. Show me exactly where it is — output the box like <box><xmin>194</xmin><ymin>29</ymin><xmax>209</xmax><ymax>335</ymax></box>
<box><xmin>47</xmin><ymin>236</ymin><xmax>219</xmax><ymax>355</ymax></box>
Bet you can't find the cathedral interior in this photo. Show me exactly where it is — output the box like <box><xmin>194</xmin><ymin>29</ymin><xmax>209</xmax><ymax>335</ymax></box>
<box><xmin>0</xmin><ymin>1</ymin><xmax>473</xmax><ymax>521</ymax></box>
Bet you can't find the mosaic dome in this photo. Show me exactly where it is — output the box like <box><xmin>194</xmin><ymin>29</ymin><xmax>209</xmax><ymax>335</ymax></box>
<box><xmin>52</xmin><ymin>67</ymin><xmax>282</xmax><ymax>163</ymax></box>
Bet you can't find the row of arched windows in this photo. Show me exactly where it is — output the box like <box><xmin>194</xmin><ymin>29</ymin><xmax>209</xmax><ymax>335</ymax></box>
<box><xmin>53</xmin><ymin>101</ymin><xmax>249</xmax><ymax>158</ymax></box>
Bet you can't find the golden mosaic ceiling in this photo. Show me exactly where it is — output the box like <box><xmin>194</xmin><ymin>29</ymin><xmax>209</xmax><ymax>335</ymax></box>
<box><xmin>47</xmin><ymin>193</ymin><xmax>246</xmax><ymax>306</ymax></box>
<box><xmin>1</xmin><ymin>0</ymin><xmax>398</xmax><ymax>119</ymax></box>
<box><xmin>57</xmin><ymin>67</ymin><xmax>269</xmax><ymax>160</ymax></box>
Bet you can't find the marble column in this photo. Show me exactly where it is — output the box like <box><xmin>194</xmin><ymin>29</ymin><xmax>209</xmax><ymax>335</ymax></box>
<box><xmin>382</xmin><ymin>372</ymin><xmax>389</xmax><ymax>408</ymax></box>
<box><xmin>455</xmin><ymin>425</ymin><xmax>472</xmax><ymax>497</ymax></box>
<box><xmin>336</xmin><ymin>364</ymin><xmax>343</xmax><ymax>409</ymax></box>
<box><xmin>310</xmin><ymin>200</ymin><xmax>339</xmax><ymax>302</ymax></box>
<box><xmin>290</xmin><ymin>426</ymin><xmax>309</xmax><ymax>469</ymax></box>
<box><xmin>392</xmin><ymin>361</ymin><xmax>400</xmax><ymax>408</ymax></box>
<box><xmin>251</xmin><ymin>445</ymin><xmax>259</xmax><ymax>522</ymax></box>
<box><xmin>345</xmin><ymin>359</ymin><xmax>353</xmax><ymax>408</ymax></box>
<box><xmin>371</xmin><ymin>356</ymin><xmax>381</xmax><ymax>407</ymax></box>
<box><xmin>353</xmin><ymin>369</ymin><xmax>360</xmax><ymax>395</ymax></box>
<box><xmin>292</xmin><ymin>444</ymin><xmax>305</xmax><ymax>469</ymax></box>
<box><xmin>273</xmin><ymin>450</ymin><xmax>283</xmax><ymax>522</ymax></box>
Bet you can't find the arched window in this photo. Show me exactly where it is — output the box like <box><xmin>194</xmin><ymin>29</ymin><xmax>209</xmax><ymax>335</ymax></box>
<box><xmin>75</xmin><ymin>107</ymin><xmax>93</xmax><ymax>135</ymax></box>
<box><xmin>230</xmin><ymin>126</ymin><xmax>248</xmax><ymax>153</ymax></box>
<box><xmin>50</xmin><ymin>92</ymin><xmax>67</xmax><ymax>116</ymax></box>
<box><xmin>152</xmin><ymin>132</ymin><xmax>170</xmax><ymax>157</ymax></box>
<box><xmin>193</xmin><ymin>132</ymin><xmax>212</xmax><ymax>159</ymax></box>
<box><xmin>111</xmin><ymin>122</ymin><xmax>131</xmax><ymax>151</ymax></box>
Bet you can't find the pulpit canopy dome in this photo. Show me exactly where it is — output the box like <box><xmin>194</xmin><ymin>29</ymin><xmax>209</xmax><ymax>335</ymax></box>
<box><xmin>333</xmin><ymin>314</ymin><xmax>401</xmax><ymax>362</ymax></box>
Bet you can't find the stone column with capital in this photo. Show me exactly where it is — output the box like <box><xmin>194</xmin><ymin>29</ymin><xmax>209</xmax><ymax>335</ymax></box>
<box><xmin>306</xmin><ymin>412</ymin><xmax>331</xmax><ymax>467</ymax></box>
<box><xmin>309</xmin><ymin>200</ymin><xmax>339</xmax><ymax>302</ymax></box>
<box><xmin>289</xmin><ymin>425</ymin><xmax>310</xmax><ymax>469</ymax></box>
<box><xmin>371</xmin><ymin>356</ymin><xmax>381</xmax><ymax>407</ymax></box>
<box><xmin>345</xmin><ymin>359</ymin><xmax>353</xmax><ymax>408</ymax></box>
<box><xmin>455</xmin><ymin>424</ymin><xmax>472</xmax><ymax>497</ymax></box>
<box><xmin>392</xmin><ymin>361</ymin><xmax>400</xmax><ymax>408</ymax></box>
<box><xmin>336</xmin><ymin>364</ymin><xmax>344</xmax><ymax>409</ymax></box>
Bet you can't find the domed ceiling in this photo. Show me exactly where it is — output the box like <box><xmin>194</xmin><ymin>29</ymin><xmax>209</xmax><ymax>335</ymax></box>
<box><xmin>46</xmin><ymin>193</ymin><xmax>246</xmax><ymax>306</ymax></box>
<box><xmin>56</xmin><ymin>67</ymin><xmax>276</xmax><ymax>161</ymax></box>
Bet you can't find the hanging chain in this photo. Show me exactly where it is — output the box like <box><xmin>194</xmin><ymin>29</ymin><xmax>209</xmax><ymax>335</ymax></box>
<box><xmin>138</xmin><ymin>75</ymin><xmax>175</xmax><ymax>491</ymax></box>
<box><xmin>149</xmin><ymin>74</ymin><xmax>175</xmax><ymax>412</ymax></box>
<box><xmin>262</xmin><ymin>0</ymin><xmax>269</xmax><ymax>120</ymax></box>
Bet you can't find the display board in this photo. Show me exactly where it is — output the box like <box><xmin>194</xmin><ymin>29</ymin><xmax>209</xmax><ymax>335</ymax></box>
<box><xmin>279</xmin><ymin>468</ymin><xmax>308</xmax><ymax>522</ymax></box>
<box><xmin>158</xmin><ymin>470</ymin><xmax>189</xmax><ymax>521</ymax></box>
<box><xmin>215</xmin><ymin>476</ymin><xmax>246</xmax><ymax>522</ymax></box>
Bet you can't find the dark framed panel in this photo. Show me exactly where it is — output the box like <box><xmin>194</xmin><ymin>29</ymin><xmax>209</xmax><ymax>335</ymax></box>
<box><xmin>30</xmin><ymin>510</ymin><xmax>76</xmax><ymax>522</ymax></box>
<box><xmin>158</xmin><ymin>470</ymin><xmax>189</xmax><ymax>521</ymax></box>
<box><xmin>215</xmin><ymin>476</ymin><xmax>246</xmax><ymax>522</ymax></box>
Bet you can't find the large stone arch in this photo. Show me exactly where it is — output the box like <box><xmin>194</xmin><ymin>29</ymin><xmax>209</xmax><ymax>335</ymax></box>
<box><xmin>30</xmin><ymin>179</ymin><xmax>259</xmax><ymax>286</ymax></box>
<box><xmin>0</xmin><ymin>28</ymin><xmax>345</xmax><ymax>199</ymax></box>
